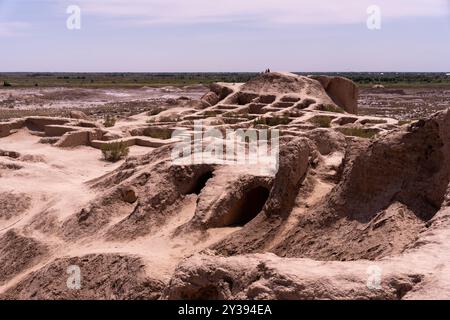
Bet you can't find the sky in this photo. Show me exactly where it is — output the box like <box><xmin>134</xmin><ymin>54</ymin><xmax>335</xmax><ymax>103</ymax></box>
<box><xmin>0</xmin><ymin>0</ymin><xmax>450</xmax><ymax>72</ymax></box>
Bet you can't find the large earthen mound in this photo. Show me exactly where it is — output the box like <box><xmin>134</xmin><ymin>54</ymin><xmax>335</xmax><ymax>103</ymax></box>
<box><xmin>0</xmin><ymin>230</ymin><xmax>48</xmax><ymax>286</ymax></box>
<box><xmin>0</xmin><ymin>72</ymin><xmax>449</xmax><ymax>300</ymax></box>
<box><xmin>2</xmin><ymin>254</ymin><xmax>164</xmax><ymax>300</ymax></box>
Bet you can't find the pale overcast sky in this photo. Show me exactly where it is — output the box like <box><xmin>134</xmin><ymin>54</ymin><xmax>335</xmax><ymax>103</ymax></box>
<box><xmin>1</xmin><ymin>0</ymin><xmax>449</xmax><ymax>72</ymax></box>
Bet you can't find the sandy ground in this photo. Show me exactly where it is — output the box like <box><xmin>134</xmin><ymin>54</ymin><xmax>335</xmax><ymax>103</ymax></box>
<box><xmin>0</xmin><ymin>128</ymin><xmax>238</xmax><ymax>293</ymax></box>
<box><xmin>358</xmin><ymin>87</ymin><xmax>450</xmax><ymax>120</ymax></box>
<box><xmin>0</xmin><ymin>86</ymin><xmax>207</xmax><ymax>110</ymax></box>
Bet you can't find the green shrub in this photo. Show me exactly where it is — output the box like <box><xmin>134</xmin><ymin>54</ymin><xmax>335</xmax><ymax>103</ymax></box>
<box><xmin>310</xmin><ymin>116</ymin><xmax>332</xmax><ymax>128</ymax></box>
<box><xmin>203</xmin><ymin>110</ymin><xmax>218</xmax><ymax>117</ymax></box>
<box><xmin>338</xmin><ymin>127</ymin><xmax>378</xmax><ymax>139</ymax></box>
<box><xmin>103</xmin><ymin>114</ymin><xmax>116</xmax><ymax>127</ymax></box>
<box><xmin>101</xmin><ymin>141</ymin><xmax>129</xmax><ymax>162</ymax></box>
<box><xmin>319</xmin><ymin>104</ymin><xmax>344</xmax><ymax>113</ymax></box>
<box><xmin>3</xmin><ymin>81</ymin><xmax>12</xmax><ymax>87</ymax></box>
<box><xmin>254</xmin><ymin>115</ymin><xmax>291</xmax><ymax>126</ymax></box>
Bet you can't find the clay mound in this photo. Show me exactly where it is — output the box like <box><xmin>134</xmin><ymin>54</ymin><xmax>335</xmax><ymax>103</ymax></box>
<box><xmin>164</xmin><ymin>252</ymin><xmax>421</xmax><ymax>300</ymax></box>
<box><xmin>184</xmin><ymin>171</ymin><xmax>273</xmax><ymax>230</ymax></box>
<box><xmin>60</xmin><ymin>144</ymin><xmax>216</xmax><ymax>241</ymax></box>
<box><xmin>104</xmin><ymin>160</ymin><xmax>216</xmax><ymax>240</ymax></box>
<box><xmin>241</xmin><ymin>72</ymin><xmax>326</xmax><ymax>95</ymax></box>
<box><xmin>2</xmin><ymin>254</ymin><xmax>164</xmax><ymax>300</ymax></box>
<box><xmin>26</xmin><ymin>209</ymin><xmax>60</xmax><ymax>235</ymax></box>
<box><xmin>273</xmin><ymin>201</ymin><xmax>425</xmax><ymax>261</ymax></box>
<box><xmin>207</xmin><ymin>110</ymin><xmax>449</xmax><ymax>261</ymax></box>
<box><xmin>200</xmin><ymin>72</ymin><xmax>358</xmax><ymax>115</ymax></box>
<box><xmin>332</xmin><ymin>112</ymin><xmax>449</xmax><ymax>221</ymax></box>
<box><xmin>226</xmin><ymin>72</ymin><xmax>340</xmax><ymax>112</ymax></box>
<box><xmin>204</xmin><ymin>137</ymin><xmax>311</xmax><ymax>254</ymax></box>
<box><xmin>1</xmin><ymin>72</ymin><xmax>449</xmax><ymax>300</ymax></box>
<box><xmin>0</xmin><ymin>192</ymin><xmax>31</xmax><ymax>220</ymax></box>
<box><xmin>273</xmin><ymin>110</ymin><xmax>450</xmax><ymax>260</ymax></box>
<box><xmin>61</xmin><ymin>191</ymin><xmax>135</xmax><ymax>240</ymax></box>
<box><xmin>0</xmin><ymin>230</ymin><xmax>48</xmax><ymax>285</ymax></box>
<box><xmin>166</xmin><ymin>205</ymin><xmax>450</xmax><ymax>300</ymax></box>
<box><xmin>310</xmin><ymin>75</ymin><xmax>359</xmax><ymax>114</ymax></box>
<box><xmin>60</xmin><ymin>145</ymin><xmax>175</xmax><ymax>240</ymax></box>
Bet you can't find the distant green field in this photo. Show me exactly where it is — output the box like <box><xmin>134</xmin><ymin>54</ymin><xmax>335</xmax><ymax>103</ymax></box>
<box><xmin>0</xmin><ymin>73</ymin><xmax>258</xmax><ymax>88</ymax></box>
<box><xmin>336</xmin><ymin>72</ymin><xmax>450</xmax><ymax>88</ymax></box>
<box><xmin>1</xmin><ymin>72</ymin><xmax>450</xmax><ymax>88</ymax></box>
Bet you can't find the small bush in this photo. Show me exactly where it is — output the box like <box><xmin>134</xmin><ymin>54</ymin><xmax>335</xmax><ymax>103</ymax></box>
<box><xmin>310</xmin><ymin>116</ymin><xmax>332</xmax><ymax>128</ymax></box>
<box><xmin>203</xmin><ymin>110</ymin><xmax>218</xmax><ymax>117</ymax></box>
<box><xmin>254</xmin><ymin>115</ymin><xmax>291</xmax><ymax>126</ymax></box>
<box><xmin>101</xmin><ymin>141</ymin><xmax>129</xmax><ymax>162</ymax></box>
<box><xmin>319</xmin><ymin>104</ymin><xmax>344</xmax><ymax>113</ymax></box>
<box><xmin>3</xmin><ymin>81</ymin><xmax>12</xmax><ymax>87</ymax></box>
<box><xmin>338</xmin><ymin>127</ymin><xmax>378</xmax><ymax>139</ymax></box>
<box><xmin>103</xmin><ymin>114</ymin><xmax>116</xmax><ymax>127</ymax></box>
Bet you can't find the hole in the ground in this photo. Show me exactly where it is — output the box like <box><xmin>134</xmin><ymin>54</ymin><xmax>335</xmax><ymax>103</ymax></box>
<box><xmin>280</xmin><ymin>95</ymin><xmax>301</xmax><ymax>103</ymax></box>
<box><xmin>237</xmin><ymin>92</ymin><xmax>259</xmax><ymax>105</ymax></box>
<box><xmin>248</xmin><ymin>103</ymin><xmax>268</xmax><ymax>114</ymax></box>
<box><xmin>222</xmin><ymin>186</ymin><xmax>270</xmax><ymax>227</ymax></box>
<box><xmin>255</xmin><ymin>95</ymin><xmax>277</xmax><ymax>104</ymax></box>
<box><xmin>188</xmin><ymin>171</ymin><xmax>214</xmax><ymax>195</ymax></box>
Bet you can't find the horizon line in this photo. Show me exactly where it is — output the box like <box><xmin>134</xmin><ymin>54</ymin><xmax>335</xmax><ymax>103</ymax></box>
<box><xmin>1</xmin><ymin>71</ymin><xmax>450</xmax><ymax>74</ymax></box>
